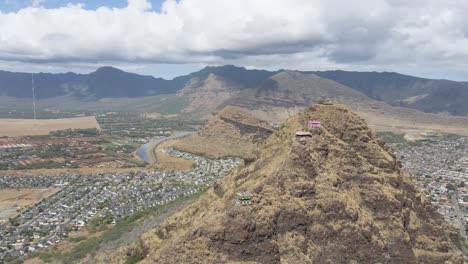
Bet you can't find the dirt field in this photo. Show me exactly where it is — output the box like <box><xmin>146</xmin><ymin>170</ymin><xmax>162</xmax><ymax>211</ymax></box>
<box><xmin>152</xmin><ymin>141</ymin><xmax>194</xmax><ymax>171</ymax></box>
<box><xmin>0</xmin><ymin>188</ymin><xmax>59</xmax><ymax>220</ymax></box>
<box><xmin>359</xmin><ymin>111</ymin><xmax>468</xmax><ymax>140</ymax></box>
<box><xmin>0</xmin><ymin>116</ymin><xmax>101</xmax><ymax>137</ymax></box>
<box><xmin>248</xmin><ymin>105</ymin><xmax>468</xmax><ymax>139</ymax></box>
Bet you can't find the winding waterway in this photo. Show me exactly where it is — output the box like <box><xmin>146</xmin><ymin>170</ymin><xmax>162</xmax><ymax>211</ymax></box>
<box><xmin>136</xmin><ymin>131</ymin><xmax>193</xmax><ymax>163</ymax></box>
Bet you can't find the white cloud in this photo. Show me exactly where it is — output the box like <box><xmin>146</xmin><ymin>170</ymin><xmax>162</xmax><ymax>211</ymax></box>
<box><xmin>31</xmin><ymin>0</ymin><xmax>44</xmax><ymax>7</ymax></box>
<box><xmin>0</xmin><ymin>0</ymin><xmax>467</xmax><ymax>79</ymax></box>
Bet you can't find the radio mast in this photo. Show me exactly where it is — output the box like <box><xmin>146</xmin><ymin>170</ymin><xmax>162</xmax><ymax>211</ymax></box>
<box><xmin>32</xmin><ymin>73</ymin><xmax>37</xmax><ymax>120</ymax></box>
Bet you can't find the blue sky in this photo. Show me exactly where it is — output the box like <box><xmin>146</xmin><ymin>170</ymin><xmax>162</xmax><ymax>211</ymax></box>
<box><xmin>0</xmin><ymin>0</ymin><xmax>467</xmax><ymax>80</ymax></box>
<box><xmin>0</xmin><ymin>0</ymin><xmax>164</xmax><ymax>12</ymax></box>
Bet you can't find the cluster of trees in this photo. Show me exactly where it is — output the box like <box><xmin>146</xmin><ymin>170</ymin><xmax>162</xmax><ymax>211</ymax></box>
<box><xmin>0</xmin><ymin>163</ymin><xmax>9</xmax><ymax>170</ymax></box>
<box><xmin>88</xmin><ymin>210</ymin><xmax>113</xmax><ymax>233</ymax></box>
<box><xmin>446</xmin><ymin>182</ymin><xmax>466</xmax><ymax>191</ymax></box>
<box><xmin>50</xmin><ymin>128</ymin><xmax>99</xmax><ymax>137</ymax></box>
<box><xmin>446</xmin><ymin>183</ymin><xmax>457</xmax><ymax>191</ymax></box>
<box><xmin>35</xmin><ymin>145</ymin><xmax>70</xmax><ymax>159</ymax></box>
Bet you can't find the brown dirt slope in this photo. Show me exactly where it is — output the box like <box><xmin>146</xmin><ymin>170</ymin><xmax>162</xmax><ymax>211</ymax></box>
<box><xmin>177</xmin><ymin>73</ymin><xmax>243</xmax><ymax>119</ymax></box>
<box><xmin>105</xmin><ymin>103</ymin><xmax>463</xmax><ymax>264</ymax></box>
<box><xmin>171</xmin><ymin>105</ymin><xmax>274</xmax><ymax>160</ymax></box>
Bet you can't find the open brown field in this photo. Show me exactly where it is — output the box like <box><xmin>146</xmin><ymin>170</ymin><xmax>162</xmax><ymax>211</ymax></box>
<box><xmin>0</xmin><ymin>188</ymin><xmax>59</xmax><ymax>220</ymax></box>
<box><xmin>171</xmin><ymin>134</ymin><xmax>255</xmax><ymax>159</ymax></box>
<box><xmin>359</xmin><ymin>111</ymin><xmax>468</xmax><ymax>140</ymax></box>
<box><xmin>248</xmin><ymin>105</ymin><xmax>468</xmax><ymax>140</ymax></box>
<box><xmin>0</xmin><ymin>116</ymin><xmax>100</xmax><ymax>137</ymax></box>
<box><xmin>152</xmin><ymin>141</ymin><xmax>194</xmax><ymax>171</ymax></box>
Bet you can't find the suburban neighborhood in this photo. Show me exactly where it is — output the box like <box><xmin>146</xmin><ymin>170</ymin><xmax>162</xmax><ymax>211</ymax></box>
<box><xmin>0</xmin><ymin>148</ymin><xmax>242</xmax><ymax>261</ymax></box>
<box><xmin>395</xmin><ymin>136</ymin><xmax>468</xmax><ymax>238</ymax></box>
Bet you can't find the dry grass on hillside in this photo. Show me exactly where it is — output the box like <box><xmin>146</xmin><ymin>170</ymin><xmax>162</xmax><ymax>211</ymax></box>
<box><xmin>0</xmin><ymin>116</ymin><xmax>100</xmax><ymax>137</ymax></box>
<box><xmin>152</xmin><ymin>141</ymin><xmax>194</xmax><ymax>171</ymax></box>
<box><xmin>105</xmin><ymin>103</ymin><xmax>463</xmax><ymax>264</ymax></box>
<box><xmin>170</xmin><ymin>106</ymin><xmax>274</xmax><ymax>160</ymax></box>
<box><xmin>171</xmin><ymin>135</ymin><xmax>256</xmax><ymax>160</ymax></box>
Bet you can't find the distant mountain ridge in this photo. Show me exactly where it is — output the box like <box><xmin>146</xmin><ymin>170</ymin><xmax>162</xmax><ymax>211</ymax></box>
<box><xmin>0</xmin><ymin>67</ymin><xmax>180</xmax><ymax>99</ymax></box>
<box><xmin>0</xmin><ymin>65</ymin><xmax>467</xmax><ymax>115</ymax></box>
<box><xmin>310</xmin><ymin>70</ymin><xmax>468</xmax><ymax>116</ymax></box>
<box><xmin>0</xmin><ymin>65</ymin><xmax>277</xmax><ymax>99</ymax></box>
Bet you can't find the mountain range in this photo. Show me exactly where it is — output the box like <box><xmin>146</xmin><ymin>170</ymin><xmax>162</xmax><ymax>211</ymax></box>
<box><xmin>0</xmin><ymin>65</ymin><xmax>467</xmax><ymax>116</ymax></box>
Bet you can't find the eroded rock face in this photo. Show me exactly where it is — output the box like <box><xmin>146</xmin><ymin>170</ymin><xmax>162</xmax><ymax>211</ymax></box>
<box><xmin>173</xmin><ymin>105</ymin><xmax>274</xmax><ymax>160</ymax></box>
<box><xmin>113</xmin><ymin>103</ymin><xmax>463</xmax><ymax>264</ymax></box>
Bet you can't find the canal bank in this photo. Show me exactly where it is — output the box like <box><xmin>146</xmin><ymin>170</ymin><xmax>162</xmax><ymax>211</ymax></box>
<box><xmin>136</xmin><ymin>131</ymin><xmax>193</xmax><ymax>163</ymax></box>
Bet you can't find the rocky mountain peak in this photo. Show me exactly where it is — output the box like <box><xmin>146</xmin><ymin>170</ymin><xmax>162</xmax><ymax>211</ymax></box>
<box><xmin>100</xmin><ymin>103</ymin><xmax>464</xmax><ymax>264</ymax></box>
<box><xmin>92</xmin><ymin>66</ymin><xmax>125</xmax><ymax>75</ymax></box>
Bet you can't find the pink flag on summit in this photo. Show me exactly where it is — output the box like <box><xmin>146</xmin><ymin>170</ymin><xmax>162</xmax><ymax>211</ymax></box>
<box><xmin>308</xmin><ymin>120</ymin><xmax>321</xmax><ymax>128</ymax></box>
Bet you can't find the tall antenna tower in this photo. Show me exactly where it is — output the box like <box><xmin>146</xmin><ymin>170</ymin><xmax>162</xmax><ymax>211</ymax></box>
<box><xmin>32</xmin><ymin>73</ymin><xmax>37</xmax><ymax>120</ymax></box>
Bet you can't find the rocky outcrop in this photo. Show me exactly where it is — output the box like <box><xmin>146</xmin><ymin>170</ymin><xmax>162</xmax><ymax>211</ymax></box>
<box><xmin>172</xmin><ymin>105</ymin><xmax>274</xmax><ymax>160</ymax></box>
<box><xmin>110</xmin><ymin>103</ymin><xmax>463</xmax><ymax>264</ymax></box>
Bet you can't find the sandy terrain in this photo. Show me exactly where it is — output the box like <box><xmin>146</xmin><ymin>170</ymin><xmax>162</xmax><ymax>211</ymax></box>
<box><xmin>152</xmin><ymin>141</ymin><xmax>194</xmax><ymax>171</ymax></box>
<box><xmin>359</xmin><ymin>111</ymin><xmax>468</xmax><ymax>139</ymax></box>
<box><xmin>0</xmin><ymin>188</ymin><xmax>59</xmax><ymax>220</ymax></box>
<box><xmin>0</xmin><ymin>116</ymin><xmax>101</xmax><ymax>137</ymax></box>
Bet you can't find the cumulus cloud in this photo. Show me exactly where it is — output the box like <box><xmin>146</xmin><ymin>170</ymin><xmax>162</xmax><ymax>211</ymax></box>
<box><xmin>0</xmin><ymin>0</ymin><xmax>467</xmax><ymax>79</ymax></box>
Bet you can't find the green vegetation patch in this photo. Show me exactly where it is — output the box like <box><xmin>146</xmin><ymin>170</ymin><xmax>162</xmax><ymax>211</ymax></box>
<box><xmin>377</xmin><ymin>132</ymin><xmax>407</xmax><ymax>144</ymax></box>
<box><xmin>377</xmin><ymin>131</ymin><xmax>426</xmax><ymax>147</ymax></box>
<box><xmin>152</xmin><ymin>95</ymin><xmax>188</xmax><ymax>114</ymax></box>
<box><xmin>88</xmin><ymin>210</ymin><xmax>113</xmax><ymax>233</ymax></box>
<box><xmin>125</xmin><ymin>254</ymin><xmax>146</xmax><ymax>264</ymax></box>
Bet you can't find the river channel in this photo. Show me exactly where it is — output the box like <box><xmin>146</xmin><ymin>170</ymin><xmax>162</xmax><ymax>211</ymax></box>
<box><xmin>136</xmin><ymin>131</ymin><xmax>193</xmax><ymax>163</ymax></box>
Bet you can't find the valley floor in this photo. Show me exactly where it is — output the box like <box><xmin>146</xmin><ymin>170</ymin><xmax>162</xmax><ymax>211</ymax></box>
<box><xmin>362</xmin><ymin>112</ymin><xmax>468</xmax><ymax>138</ymax></box>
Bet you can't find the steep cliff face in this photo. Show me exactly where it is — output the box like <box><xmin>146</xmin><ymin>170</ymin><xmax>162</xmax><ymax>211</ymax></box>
<box><xmin>106</xmin><ymin>103</ymin><xmax>463</xmax><ymax>264</ymax></box>
<box><xmin>172</xmin><ymin>105</ymin><xmax>274</xmax><ymax>160</ymax></box>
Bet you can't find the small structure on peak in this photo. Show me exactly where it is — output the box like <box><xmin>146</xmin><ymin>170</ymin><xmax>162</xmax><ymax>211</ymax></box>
<box><xmin>308</xmin><ymin>120</ymin><xmax>321</xmax><ymax>128</ymax></box>
<box><xmin>318</xmin><ymin>100</ymin><xmax>334</xmax><ymax>105</ymax></box>
<box><xmin>235</xmin><ymin>192</ymin><xmax>253</xmax><ymax>205</ymax></box>
<box><xmin>295</xmin><ymin>131</ymin><xmax>314</xmax><ymax>141</ymax></box>
<box><xmin>295</xmin><ymin>131</ymin><xmax>313</xmax><ymax>138</ymax></box>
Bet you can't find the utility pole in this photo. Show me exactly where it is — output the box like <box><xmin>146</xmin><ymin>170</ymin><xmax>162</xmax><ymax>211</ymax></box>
<box><xmin>32</xmin><ymin>73</ymin><xmax>37</xmax><ymax>120</ymax></box>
